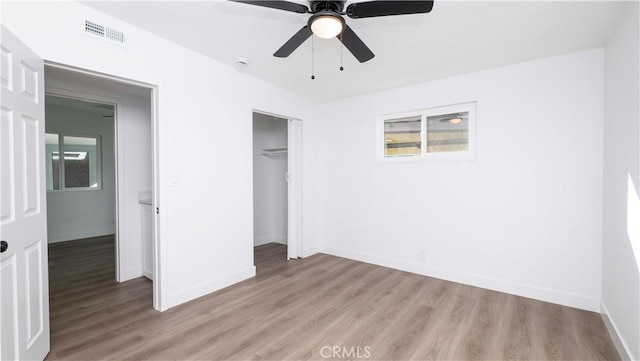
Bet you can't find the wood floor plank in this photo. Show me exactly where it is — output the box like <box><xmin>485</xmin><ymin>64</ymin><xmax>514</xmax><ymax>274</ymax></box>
<box><xmin>503</xmin><ymin>296</ymin><xmax>534</xmax><ymax>361</ymax></box>
<box><xmin>458</xmin><ymin>289</ymin><xmax>500</xmax><ymax>361</ymax></box>
<box><xmin>46</xmin><ymin>239</ymin><xmax>620</xmax><ymax>361</ymax></box>
<box><xmin>283</xmin><ymin>268</ymin><xmax>411</xmax><ymax>361</ymax></box>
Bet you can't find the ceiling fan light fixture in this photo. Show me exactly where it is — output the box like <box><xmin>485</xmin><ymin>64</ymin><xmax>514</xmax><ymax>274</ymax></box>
<box><xmin>309</xmin><ymin>13</ymin><xmax>345</xmax><ymax>39</ymax></box>
<box><xmin>449</xmin><ymin>117</ymin><xmax>462</xmax><ymax>124</ymax></box>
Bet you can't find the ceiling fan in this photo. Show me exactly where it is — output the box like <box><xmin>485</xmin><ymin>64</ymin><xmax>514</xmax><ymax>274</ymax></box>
<box><xmin>231</xmin><ymin>1</ymin><xmax>434</xmax><ymax>63</ymax></box>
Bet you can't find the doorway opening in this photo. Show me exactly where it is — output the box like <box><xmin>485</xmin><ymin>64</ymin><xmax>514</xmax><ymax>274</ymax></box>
<box><xmin>252</xmin><ymin>110</ymin><xmax>303</xmax><ymax>275</ymax></box>
<box><xmin>45</xmin><ymin>96</ymin><xmax>115</xmax><ymax>242</ymax></box>
<box><xmin>252</xmin><ymin>112</ymin><xmax>288</xmax><ymax>273</ymax></box>
<box><xmin>44</xmin><ymin>65</ymin><xmax>157</xmax><ymax>320</ymax></box>
<box><xmin>44</xmin><ymin>95</ymin><xmax>125</xmax><ymax>317</ymax></box>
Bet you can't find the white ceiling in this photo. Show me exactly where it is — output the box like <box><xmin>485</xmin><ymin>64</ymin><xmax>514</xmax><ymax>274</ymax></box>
<box><xmin>46</xmin><ymin>94</ymin><xmax>114</xmax><ymax>117</ymax></box>
<box><xmin>46</xmin><ymin>66</ymin><xmax>152</xmax><ymax>98</ymax></box>
<box><xmin>45</xmin><ymin>66</ymin><xmax>151</xmax><ymax>116</ymax></box>
<box><xmin>82</xmin><ymin>1</ymin><xmax>627</xmax><ymax>102</ymax></box>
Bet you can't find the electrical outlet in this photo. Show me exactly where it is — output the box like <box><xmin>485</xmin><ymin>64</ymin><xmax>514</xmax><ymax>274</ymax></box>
<box><xmin>169</xmin><ymin>175</ymin><xmax>180</xmax><ymax>187</ymax></box>
<box><xmin>419</xmin><ymin>249</ymin><xmax>427</xmax><ymax>262</ymax></box>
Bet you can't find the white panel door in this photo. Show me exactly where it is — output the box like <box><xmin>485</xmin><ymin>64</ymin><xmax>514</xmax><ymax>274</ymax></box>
<box><xmin>287</xmin><ymin>119</ymin><xmax>302</xmax><ymax>259</ymax></box>
<box><xmin>0</xmin><ymin>26</ymin><xmax>50</xmax><ymax>361</ymax></box>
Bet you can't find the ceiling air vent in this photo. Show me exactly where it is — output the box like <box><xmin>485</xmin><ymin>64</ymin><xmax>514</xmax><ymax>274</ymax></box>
<box><xmin>84</xmin><ymin>20</ymin><xmax>127</xmax><ymax>46</ymax></box>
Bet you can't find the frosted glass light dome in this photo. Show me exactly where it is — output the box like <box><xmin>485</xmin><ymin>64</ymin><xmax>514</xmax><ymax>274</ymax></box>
<box><xmin>310</xmin><ymin>15</ymin><xmax>344</xmax><ymax>39</ymax></box>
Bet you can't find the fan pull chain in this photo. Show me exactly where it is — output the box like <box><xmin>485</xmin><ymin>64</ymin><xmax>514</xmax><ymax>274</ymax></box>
<box><xmin>339</xmin><ymin>31</ymin><xmax>344</xmax><ymax>72</ymax></box>
<box><xmin>311</xmin><ymin>35</ymin><xmax>315</xmax><ymax>80</ymax></box>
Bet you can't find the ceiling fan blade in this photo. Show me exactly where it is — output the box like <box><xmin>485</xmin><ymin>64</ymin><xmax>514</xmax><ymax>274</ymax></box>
<box><xmin>339</xmin><ymin>25</ymin><xmax>375</xmax><ymax>63</ymax></box>
<box><xmin>346</xmin><ymin>0</ymin><xmax>434</xmax><ymax>19</ymax></box>
<box><xmin>230</xmin><ymin>0</ymin><xmax>309</xmax><ymax>14</ymax></box>
<box><xmin>274</xmin><ymin>26</ymin><xmax>313</xmax><ymax>57</ymax></box>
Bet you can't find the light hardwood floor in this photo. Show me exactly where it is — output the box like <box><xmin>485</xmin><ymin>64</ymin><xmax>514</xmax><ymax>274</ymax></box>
<box><xmin>46</xmin><ymin>237</ymin><xmax>619</xmax><ymax>360</ymax></box>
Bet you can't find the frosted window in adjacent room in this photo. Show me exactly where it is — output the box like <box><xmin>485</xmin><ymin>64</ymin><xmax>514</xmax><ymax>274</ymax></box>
<box><xmin>46</xmin><ymin>133</ymin><xmax>102</xmax><ymax>191</ymax></box>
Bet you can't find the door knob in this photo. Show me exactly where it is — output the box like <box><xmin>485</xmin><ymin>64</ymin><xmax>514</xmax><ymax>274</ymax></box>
<box><xmin>0</xmin><ymin>240</ymin><xmax>7</xmax><ymax>253</ymax></box>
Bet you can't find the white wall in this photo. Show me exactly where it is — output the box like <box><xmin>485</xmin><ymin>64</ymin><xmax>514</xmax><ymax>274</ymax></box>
<box><xmin>602</xmin><ymin>2</ymin><xmax>640</xmax><ymax>360</ymax></box>
<box><xmin>1</xmin><ymin>1</ymin><xmax>320</xmax><ymax>310</ymax></box>
<box><xmin>45</xmin><ymin>99</ymin><xmax>115</xmax><ymax>242</ymax></box>
<box><xmin>252</xmin><ymin>112</ymin><xmax>288</xmax><ymax>246</ymax></box>
<box><xmin>317</xmin><ymin>49</ymin><xmax>605</xmax><ymax>311</ymax></box>
<box><xmin>252</xmin><ymin>115</ymin><xmax>273</xmax><ymax>246</ymax></box>
<box><xmin>118</xmin><ymin>93</ymin><xmax>153</xmax><ymax>281</ymax></box>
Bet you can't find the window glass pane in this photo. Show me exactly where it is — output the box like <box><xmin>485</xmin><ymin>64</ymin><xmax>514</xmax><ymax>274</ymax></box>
<box><xmin>62</xmin><ymin>136</ymin><xmax>98</xmax><ymax>188</ymax></box>
<box><xmin>45</xmin><ymin>133</ymin><xmax>60</xmax><ymax>190</ymax></box>
<box><xmin>426</xmin><ymin>111</ymin><xmax>469</xmax><ymax>153</ymax></box>
<box><xmin>384</xmin><ymin>116</ymin><xmax>421</xmax><ymax>157</ymax></box>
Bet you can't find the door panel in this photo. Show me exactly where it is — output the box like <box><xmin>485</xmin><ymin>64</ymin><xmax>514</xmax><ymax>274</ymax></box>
<box><xmin>21</xmin><ymin>115</ymin><xmax>40</xmax><ymax>216</ymax></box>
<box><xmin>0</xmin><ymin>26</ymin><xmax>49</xmax><ymax>361</ymax></box>
<box><xmin>20</xmin><ymin>62</ymin><xmax>38</xmax><ymax>103</ymax></box>
<box><xmin>1</xmin><ymin>107</ymin><xmax>15</xmax><ymax>223</ymax></box>
<box><xmin>1</xmin><ymin>45</ymin><xmax>12</xmax><ymax>90</ymax></box>
<box><xmin>25</xmin><ymin>241</ymin><xmax>44</xmax><ymax>346</ymax></box>
<box><xmin>1</xmin><ymin>255</ymin><xmax>19</xmax><ymax>361</ymax></box>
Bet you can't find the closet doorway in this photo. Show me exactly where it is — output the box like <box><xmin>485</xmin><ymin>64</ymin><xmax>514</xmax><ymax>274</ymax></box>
<box><xmin>252</xmin><ymin>111</ymin><xmax>302</xmax><ymax>267</ymax></box>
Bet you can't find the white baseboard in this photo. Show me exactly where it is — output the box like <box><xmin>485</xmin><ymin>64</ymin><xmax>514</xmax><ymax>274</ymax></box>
<box><xmin>165</xmin><ymin>266</ymin><xmax>256</xmax><ymax>310</ymax></box>
<box><xmin>254</xmin><ymin>236</ymin><xmax>273</xmax><ymax>246</ymax></box>
<box><xmin>273</xmin><ymin>235</ymin><xmax>287</xmax><ymax>245</ymax></box>
<box><xmin>601</xmin><ymin>302</ymin><xmax>635</xmax><ymax>361</ymax></box>
<box><xmin>303</xmin><ymin>246</ymin><xmax>320</xmax><ymax>257</ymax></box>
<box><xmin>142</xmin><ymin>268</ymin><xmax>153</xmax><ymax>281</ymax></box>
<box><xmin>119</xmin><ymin>266</ymin><xmax>143</xmax><ymax>283</ymax></box>
<box><xmin>48</xmin><ymin>228</ymin><xmax>115</xmax><ymax>243</ymax></box>
<box><xmin>254</xmin><ymin>236</ymin><xmax>287</xmax><ymax>246</ymax></box>
<box><xmin>321</xmin><ymin>245</ymin><xmax>600</xmax><ymax>312</ymax></box>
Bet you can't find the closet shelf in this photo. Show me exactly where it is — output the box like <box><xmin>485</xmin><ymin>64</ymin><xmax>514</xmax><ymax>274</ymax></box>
<box><xmin>261</xmin><ymin>146</ymin><xmax>288</xmax><ymax>156</ymax></box>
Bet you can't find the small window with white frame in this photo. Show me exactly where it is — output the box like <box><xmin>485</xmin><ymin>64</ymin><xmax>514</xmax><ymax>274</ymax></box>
<box><xmin>378</xmin><ymin>102</ymin><xmax>476</xmax><ymax>161</ymax></box>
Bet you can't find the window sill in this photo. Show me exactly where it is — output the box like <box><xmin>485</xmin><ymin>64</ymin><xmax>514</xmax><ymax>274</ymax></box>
<box><xmin>47</xmin><ymin>188</ymin><xmax>103</xmax><ymax>193</ymax></box>
<box><xmin>377</xmin><ymin>151</ymin><xmax>477</xmax><ymax>163</ymax></box>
